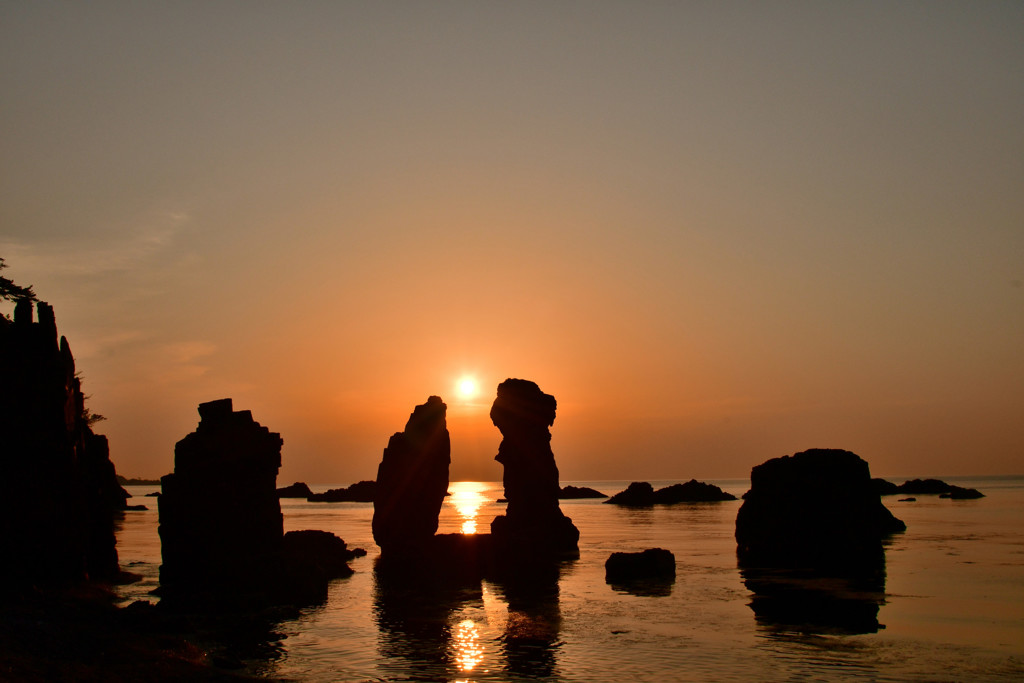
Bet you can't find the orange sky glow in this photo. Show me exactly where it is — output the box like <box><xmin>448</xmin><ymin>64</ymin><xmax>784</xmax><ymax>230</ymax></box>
<box><xmin>2</xmin><ymin>3</ymin><xmax>1022</xmax><ymax>482</ymax></box>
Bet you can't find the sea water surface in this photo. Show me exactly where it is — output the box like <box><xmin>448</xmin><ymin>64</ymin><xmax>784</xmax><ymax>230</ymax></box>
<box><xmin>116</xmin><ymin>477</ymin><xmax>1024</xmax><ymax>681</ymax></box>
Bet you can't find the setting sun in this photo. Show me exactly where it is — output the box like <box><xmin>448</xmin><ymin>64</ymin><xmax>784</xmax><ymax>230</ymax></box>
<box><xmin>456</xmin><ymin>376</ymin><xmax>479</xmax><ymax>402</ymax></box>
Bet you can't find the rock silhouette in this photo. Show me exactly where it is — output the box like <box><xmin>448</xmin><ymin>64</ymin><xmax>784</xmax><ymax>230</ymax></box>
<box><xmin>489</xmin><ymin>379</ymin><xmax>579</xmax><ymax>556</ymax></box>
<box><xmin>606</xmin><ymin>480</ymin><xmax>736</xmax><ymax>506</ymax></box>
<box><xmin>559</xmin><ymin>485</ymin><xmax>607</xmax><ymax>499</ymax></box>
<box><xmin>874</xmin><ymin>477</ymin><xmax>985</xmax><ymax>499</ymax></box>
<box><xmin>307</xmin><ymin>480</ymin><xmax>376</xmax><ymax>502</ymax></box>
<box><xmin>276</xmin><ymin>481</ymin><xmax>313</xmax><ymax>498</ymax></box>
<box><xmin>942</xmin><ymin>485</ymin><xmax>984</xmax><ymax>499</ymax></box>
<box><xmin>159</xmin><ymin>399</ymin><xmax>356</xmax><ymax>604</ymax></box>
<box><xmin>735</xmin><ymin>448</ymin><xmax>905</xmax><ymax>567</ymax></box>
<box><xmin>0</xmin><ymin>300</ymin><xmax>126</xmax><ymax>582</ymax></box>
<box><xmin>605</xmin><ymin>481</ymin><xmax>656</xmax><ymax>506</ymax></box>
<box><xmin>605</xmin><ymin>548</ymin><xmax>676</xmax><ymax>584</ymax></box>
<box><xmin>159</xmin><ymin>399</ymin><xmax>286</xmax><ymax>593</ymax></box>
<box><xmin>372</xmin><ymin>396</ymin><xmax>451</xmax><ymax>557</ymax></box>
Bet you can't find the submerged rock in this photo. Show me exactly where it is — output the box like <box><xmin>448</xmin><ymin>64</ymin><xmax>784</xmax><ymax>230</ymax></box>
<box><xmin>372</xmin><ymin>396</ymin><xmax>451</xmax><ymax>557</ymax></box>
<box><xmin>735</xmin><ymin>448</ymin><xmax>905</xmax><ymax>567</ymax></box>
<box><xmin>489</xmin><ymin>379</ymin><xmax>579</xmax><ymax>556</ymax></box>
<box><xmin>307</xmin><ymin>480</ymin><xmax>377</xmax><ymax>502</ymax></box>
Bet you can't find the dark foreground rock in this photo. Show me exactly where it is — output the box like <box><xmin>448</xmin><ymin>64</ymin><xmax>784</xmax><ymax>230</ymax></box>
<box><xmin>276</xmin><ymin>481</ymin><xmax>313</xmax><ymax>498</ymax></box>
<box><xmin>159</xmin><ymin>399</ymin><xmax>357</xmax><ymax>606</ymax></box>
<box><xmin>735</xmin><ymin>448</ymin><xmax>905</xmax><ymax>567</ymax></box>
<box><xmin>605</xmin><ymin>548</ymin><xmax>676</xmax><ymax>582</ymax></box>
<box><xmin>605</xmin><ymin>480</ymin><xmax>736</xmax><ymax>505</ymax></box>
<box><xmin>373</xmin><ymin>396</ymin><xmax>451</xmax><ymax>557</ymax></box>
<box><xmin>559</xmin><ymin>485</ymin><xmax>607</xmax><ymax>499</ymax></box>
<box><xmin>489</xmin><ymin>379</ymin><xmax>579</xmax><ymax>556</ymax></box>
<box><xmin>307</xmin><ymin>480</ymin><xmax>377</xmax><ymax>502</ymax></box>
<box><xmin>605</xmin><ymin>548</ymin><xmax>676</xmax><ymax>597</ymax></box>
<box><xmin>0</xmin><ymin>300</ymin><xmax>128</xmax><ymax>583</ymax></box>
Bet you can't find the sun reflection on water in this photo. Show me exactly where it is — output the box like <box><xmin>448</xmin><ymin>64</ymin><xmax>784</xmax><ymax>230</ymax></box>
<box><xmin>453</xmin><ymin>619</ymin><xmax>485</xmax><ymax>672</ymax></box>
<box><xmin>449</xmin><ymin>481</ymin><xmax>487</xmax><ymax>535</ymax></box>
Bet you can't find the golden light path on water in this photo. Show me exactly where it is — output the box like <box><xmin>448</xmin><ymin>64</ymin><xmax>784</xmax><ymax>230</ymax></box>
<box><xmin>449</xmin><ymin>480</ymin><xmax>488</xmax><ymax>535</ymax></box>
<box><xmin>453</xmin><ymin>619</ymin><xmax>486</xmax><ymax>673</ymax></box>
<box><xmin>448</xmin><ymin>481</ymin><xmax>499</xmax><ymax>678</ymax></box>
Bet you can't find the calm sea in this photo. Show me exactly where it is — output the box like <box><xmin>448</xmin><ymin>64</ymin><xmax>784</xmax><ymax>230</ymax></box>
<box><xmin>115</xmin><ymin>476</ymin><xmax>1024</xmax><ymax>681</ymax></box>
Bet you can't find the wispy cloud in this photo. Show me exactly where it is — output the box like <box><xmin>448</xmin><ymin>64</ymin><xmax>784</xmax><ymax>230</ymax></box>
<box><xmin>0</xmin><ymin>210</ymin><xmax>193</xmax><ymax>278</ymax></box>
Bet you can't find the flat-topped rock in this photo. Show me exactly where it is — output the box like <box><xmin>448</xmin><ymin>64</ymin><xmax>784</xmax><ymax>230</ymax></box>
<box><xmin>735</xmin><ymin>448</ymin><xmax>905</xmax><ymax>567</ymax></box>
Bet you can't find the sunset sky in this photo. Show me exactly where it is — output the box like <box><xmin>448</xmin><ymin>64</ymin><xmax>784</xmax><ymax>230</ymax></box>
<box><xmin>2</xmin><ymin>2</ymin><xmax>1021</xmax><ymax>483</ymax></box>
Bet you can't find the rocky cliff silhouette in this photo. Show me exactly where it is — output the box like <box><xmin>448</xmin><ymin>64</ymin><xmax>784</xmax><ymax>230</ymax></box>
<box><xmin>0</xmin><ymin>300</ymin><xmax>126</xmax><ymax>583</ymax></box>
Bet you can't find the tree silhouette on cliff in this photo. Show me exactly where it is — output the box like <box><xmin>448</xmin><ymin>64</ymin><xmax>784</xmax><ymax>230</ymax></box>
<box><xmin>0</xmin><ymin>257</ymin><xmax>36</xmax><ymax>315</ymax></box>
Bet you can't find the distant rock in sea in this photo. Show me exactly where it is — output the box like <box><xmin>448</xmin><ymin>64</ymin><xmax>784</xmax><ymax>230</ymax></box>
<box><xmin>941</xmin><ymin>485</ymin><xmax>985</xmax><ymax>499</ymax></box>
<box><xmin>116</xmin><ymin>475</ymin><xmax>162</xmax><ymax>486</ymax></box>
<box><xmin>277</xmin><ymin>481</ymin><xmax>314</xmax><ymax>498</ymax></box>
<box><xmin>605</xmin><ymin>480</ymin><xmax>736</xmax><ymax>506</ymax></box>
<box><xmin>898</xmin><ymin>478</ymin><xmax>953</xmax><ymax>494</ymax></box>
<box><xmin>735</xmin><ymin>448</ymin><xmax>905</xmax><ymax>567</ymax></box>
<box><xmin>307</xmin><ymin>480</ymin><xmax>377</xmax><ymax>502</ymax></box>
<box><xmin>605</xmin><ymin>482</ymin><xmax>656</xmax><ymax>506</ymax></box>
<box><xmin>873</xmin><ymin>477</ymin><xmax>984</xmax><ymax>499</ymax></box>
<box><xmin>559</xmin><ymin>485</ymin><xmax>607</xmax><ymax>499</ymax></box>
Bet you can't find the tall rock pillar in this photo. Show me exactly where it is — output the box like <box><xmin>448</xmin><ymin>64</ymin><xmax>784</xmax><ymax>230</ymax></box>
<box><xmin>372</xmin><ymin>396</ymin><xmax>451</xmax><ymax>557</ymax></box>
<box><xmin>489</xmin><ymin>379</ymin><xmax>578</xmax><ymax>556</ymax></box>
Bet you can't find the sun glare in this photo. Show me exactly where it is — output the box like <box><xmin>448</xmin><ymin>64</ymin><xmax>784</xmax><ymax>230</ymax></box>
<box><xmin>456</xmin><ymin>376</ymin><xmax>479</xmax><ymax>401</ymax></box>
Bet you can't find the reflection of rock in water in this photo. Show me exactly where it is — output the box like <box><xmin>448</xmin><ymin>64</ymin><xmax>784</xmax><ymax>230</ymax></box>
<box><xmin>372</xmin><ymin>561</ymin><xmax>482</xmax><ymax>678</ymax></box>
<box><xmin>490</xmin><ymin>563</ymin><xmax>566</xmax><ymax>680</ymax></box>
<box><xmin>739</xmin><ymin>559</ymin><xmax>888</xmax><ymax>635</ymax></box>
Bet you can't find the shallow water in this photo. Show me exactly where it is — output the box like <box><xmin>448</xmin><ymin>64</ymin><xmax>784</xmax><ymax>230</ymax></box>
<box><xmin>116</xmin><ymin>477</ymin><xmax>1024</xmax><ymax>681</ymax></box>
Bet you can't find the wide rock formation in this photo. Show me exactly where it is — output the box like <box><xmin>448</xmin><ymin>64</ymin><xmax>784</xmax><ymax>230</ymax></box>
<box><xmin>489</xmin><ymin>379</ymin><xmax>579</xmax><ymax>556</ymax></box>
<box><xmin>308</xmin><ymin>480</ymin><xmax>377</xmax><ymax>502</ymax></box>
<box><xmin>0</xmin><ymin>300</ymin><xmax>126</xmax><ymax>583</ymax></box>
<box><xmin>873</xmin><ymin>477</ymin><xmax>985</xmax><ymax>499</ymax></box>
<box><xmin>159</xmin><ymin>399</ymin><xmax>357</xmax><ymax>604</ymax></box>
<box><xmin>735</xmin><ymin>448</ymin><xmax>905</xmax><ymax>567</ymax></box>
<box><xmin>606</xmin><ymin>480</ymin><xmax>736</xmax><ymax>506</ymax></box>
<box><xmin>372</xmin><ymin>396</ymin><xmax>451</xmax><ymax>557</ymax></box>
